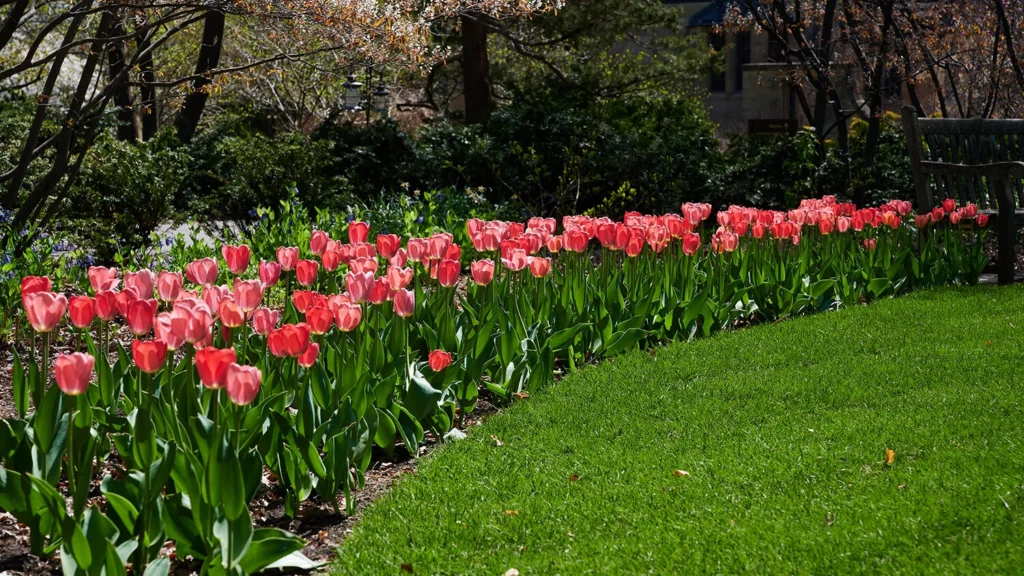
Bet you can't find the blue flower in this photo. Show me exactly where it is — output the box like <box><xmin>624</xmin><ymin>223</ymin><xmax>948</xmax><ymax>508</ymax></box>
<box><xmin>248</xmin><ymin>209</ymin><xmax>258</xmax><ymax>218</ymax></box>
<box><xmin>415</xmin><ymin>215</ymin><xmax>424</xmax><ymax>224</ymax></box>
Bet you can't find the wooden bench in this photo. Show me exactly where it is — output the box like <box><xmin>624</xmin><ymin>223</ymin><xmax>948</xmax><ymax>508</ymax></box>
<box><xmin>901</xmin><ymin>106</ymin><xmax>1024</xmax><ymax>285</ymax></box>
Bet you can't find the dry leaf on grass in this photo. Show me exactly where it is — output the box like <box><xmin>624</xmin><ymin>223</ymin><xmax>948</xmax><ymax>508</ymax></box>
<box><xmin>673</xmin><ymin>469</ymin><xmax>690</xmax><ymax>478</ymax></box>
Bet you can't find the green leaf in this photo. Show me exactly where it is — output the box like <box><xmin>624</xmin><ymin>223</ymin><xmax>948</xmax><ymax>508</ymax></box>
<box><xmin>548</xmin><ymin>323</ymin><xmax>591</xmax><ymax>352</ymax></box>
<box><xmin>213</xmin><ymin>508</ymin><xmax>254</xmax><ymax>570</ymax></box>
<box><xmin>143</xmin><ymin>556</ymin><xmax>170</xmax><ymax>576</ymax></box>
<box><xmin>603</xmin><ymin>328</ymin><xmax>648</xmax><ymax>357</ymax></box>
<box><xmin>12</xmin><ymin>353</ymin><xmax>28</xmax><ymax>418</ymax></box>
<box><xmin>404</xmin><ymin>370</ymin><xmax>441</xmax><ymax>422</ymax></box>
<box><xmin>239</xmin><ymin>529</ymin><xmax>307</xmax><ymax>574</ymax></box>
<box><xmin>219</xmin><ymin>445</ymin><xmax>248</xmax><ymax>521</ymax></box>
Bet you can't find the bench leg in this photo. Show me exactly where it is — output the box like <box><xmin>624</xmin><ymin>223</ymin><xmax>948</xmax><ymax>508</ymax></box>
<box><xmin>995</xmin><ymin>178</ymin><xmax>1016</xmax><ymax>285</ymax></box>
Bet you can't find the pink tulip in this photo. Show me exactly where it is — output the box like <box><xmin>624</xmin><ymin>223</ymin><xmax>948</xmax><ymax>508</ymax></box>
<box><xmin>219</xmin><ymin>300</ymin><xmax>245</xmax><ymax>328</ymax></box>
<box><xmin>185</xmin><ymin>258</ymin><xmax>219</xmax><ymax>286</ymax></box>
<box><xmin>393</xmin><ymin>289</ymin><xmax>415</xmax><ymax>318</ymax></box>
<box><xmin>251</xmin><ymin>307</ymin><xmax>279</xmax><ymax>335</ymax></box>
<box><xmin>377</xmin><ymin>234</ymin><xmax>401</xmax><ymax>259</ymax></box>
<box><xmin>528</xmin><ymin>257</ymin><xmax>552</xmax><ymax>278</ymax></box>
<box><xmin>95</xmin><ymin>290</ymin><xmax>118</xmax><ymax>321</ymax></box>
<box><xmin>309</xmin><ymin>230</ymin><xmax>330</xmax><ymax>256</ymax></box>
<box><xmin>155</xmin><ymin>313</ymin><xmax>185</xmax><ymax>350</ymax></box>
<box><xmin>334</xmin><ymin>302</ymin><xmax>362</xmax><ymax>332</ymax></box>
<box><xmin>233</xmin><ymin>279</ymin><xmax>264</xmax><ymax>313</ymax></box>
<box><xmin>126</xmin><ymin>298</ymin><xmax>158</xmax><ymax>336</ymax></box>
<box><xmin>385</xmin><ymin>266</ymin><xmax>413</xmax><ymax>291</ymax></box>
<box><xmin>88</xmin><ymin>267</ymin><xmax>119</xmax><ymax>292</ymax></box>
<box><xmin>54</xmin><ymin>353</ymin><xmax>94</xmax><ymax>396</ymax></box>
<box><xmin>259</xmin><ymin>260</ymin><xmax>282</xmax><ymax>287</ymax></box>
<box><xmin>225</xmin><ymin>363</ymin><xmax>261</xmax><ymax>406</ymax></box>
<box><xmin>125</xmin><ymin>270</ymin><xmax>156</xmax><ymax>299</ymax></box>
<box><xmin>471</xmin><ymin>260</ymin><xmax>494</xmax><ymax>286</ymax></box>
<box><xmin>24</xmin><ymin>291</ymin><xmax>67</xmax><ymax>333</ymax></box>
<box><xmin>276</xmin><ymin>247</ymin><xmax>299</xmax><ymax>271</ymax></box>
<box><xmin>346</xmin><ymin>271</ymin><xmax>375</xmax><ymax>303</ymax></box>
<box><xmin>157</xmin><ymin>271</ymin><xmax>183</xmax><ymax>302</ymax></box>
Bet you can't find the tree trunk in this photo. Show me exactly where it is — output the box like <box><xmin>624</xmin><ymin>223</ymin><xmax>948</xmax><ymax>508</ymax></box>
<box><xmin>0</xmin><ymin>0</ymin><xmax>29</xmax><ymax>53</ymax></box>
<box><xmin>107</xmin><ymin>11</ymin><xmax>140</xmax><ymax>142</ymax></box>
<box><xmin>175</xmin><ymin>10</ymin><xmax>225</xmax><ymax>142</ymax></box>
<box><xmin>812</xmin><ymin>0</ymin><xmax>838</xmax><ymax>136</ymax></box>
<box><xmin>139</xmin><ymin>31</ymin><xmax>158</xmax><ymax>140</ymax></box>
<box><xmin>461</xmin><ymin>12</ymin><xmax>491</xmax><ymax>124</ymax></box>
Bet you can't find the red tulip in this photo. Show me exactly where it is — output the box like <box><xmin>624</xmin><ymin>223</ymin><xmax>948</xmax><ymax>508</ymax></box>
<box><xmin>428</xmin><ymin>350</ymin><xmax>452</xmax><ymax>372</ymax></box>
<box><xmin>195</xmin><ymin>346</ymin><xmax>237</xmax><ymax>389</ymax></box>
<box><xmin>296</xmin><ymin>259</ymin><xmax>319</xmax><ymax>287</ymax></box>
<box><xmin>369</xmin><ymin>277</ymin><xmax>393</xmax><ymax>305</ymax></box>
<box><xmin>546</xmin><ymin>235</ymin><xmax>563</xmax><ymax>253</ymax></box>
<box><xmin>309</xmin><ymin>230</ymin><xmax>330</xmax><ymax>256</ymax></box>
<box><xmin>87</xmin><ymin>267</ymin><xmax>119</xmax><ymax>292</ymax></box>
<box><xmin>942</xmin><ymin>198</ymin><xmax>957</xmax><ymax>213</ymax></box>
<box><xmin>977</xmin><ymin>213</ymin><xmax>990</xmax><ymax>227</ymax></box>
<box><xmin>54</xmin><ymin>352</ymin><xmax>94</xmax><ymax>396</ymax></box>
<box><xmin>681</xmin><ymin>203</ymin><xmax>703</xmax><ymax>226</ymax></box>
<box><xmin>305</xmin><ymin>305</ymin><xmax>334</xmax><ymax>335</ymax></box>
<box><xmin>157</xmin><ymin>271</ymin><xmax>183</xmax><ymax>302</ymax></box>
<box><xmin>95</xmin><ymin>290</ymin><xmax>118</xmax><ymax>321</ymax></box>
<box><xmin>268</xmin><ymin>323</ymin><xmax>311</xmax><ymax>357</ymax></box>
<box><xmin>276</xmin><ymin>247</ymin><xmax>299</xmax><ymax>271</ymax></box>
<box><xmin>962</xmin><ymin>203</ymin><xmax>978</xmax><ymax>218</ymax></box>
<box><xmin>185</xmin><ymin>258</ymin><xmax>219</xmax><ymax>286</ymax></box>
<box><xmin>470</xmin><ymin>260</ymin><xmax>494</xmax><ymax>286</ymax></box>
<box><xmin>127</xmin><ymin>298</ymin><xmax>158</xmax><ymax>336</ymax></box>
<box><xmin>863</xmin><ymin>238</ymin><xmax>877</xmax><ymax>251</ymax></box>
<box><xmin>298</xmin><ymin>342</ymin><xmax>320</xmax><ymax>368</ymax></box>
<box><xmin>114</xmin><ymin>287</ymin><xmax>139</xmax><ymax>319</ymax></box>
<box><xmin>818</xmin><ymin>219</ymin><xmax>835</xmax><ymax>235</ymax></box>
<box><xmin>625</xmin><ymin>234</ymin><xmax>644</xmax><ymax>257</ymax></box>
<box><xmin>222</xmin><ymin>244</ymin><xmax>251</xmax><ymax>275</ymax></box>
<box><xmin>132</xmin><ymin>340</ymin><xmax>168</xmax><ymax>374</ymax></box>
<box><xmin>528</xmin><ymin>257</ymin><xmax>552</xmax><ymax>278</ymax></box>
<box><xmin>930</xmin><ymin>207</ymin><xmax>945</xmax><ymax>223</ymax></box>
<box><xmin>68</xmin><ymin>295</ymin><xmax>95</xmax><ymax>328</ymax></box>
<box><xmin>233</xmin><ymin>279</ymin><xmax>264</xmax><ymax>312</ymax></box>
<box><xmin>24</xmin><ymin>291</ymin><xmax>67</xmax><ymax>333</ymax></box>
<box><xmin>125</xmin><ymin>270</ymin><xmax>156</xmax><ymax>299</ymax></box>
<box><xmin>21</xmin><ymin>275</ymin><xmax>51</xmax><ymax>308</ymax></box>
<box><xmin>393</xmin><ymin>289</ymin><xmax>415</xmax><ymax>318</ymax></box>
<box><xmin>334</xmin><ymin>302</ymin><xmax>362</xmax><ymax>332</ymax></box>
<box><xmin>346</xmin><ymin>271</ymin><xmax>374</xmax><ymax>303</ymax></box>
<box><xmin>225</xmin><ymin>363</ymin><xmax>261</xmax><ymax>406</ymax></box>
<box><xmin>259</xmin><ymin>260</ymin><xmax>282</xmax><ymax>287</ymax></box>
<box><xmin>385</xmin><ymin>266</ymin><xmax>413</xmax><ymax>291</ymax></box>
<box><xmin>251</xmin><ymin>307</ymin><xmax>279</xmax><ymax>335</ymax></box>
<box><xmin>322</xmin><ymin>249</ymin><xmax>342</xmax><ymax>272</ymax></box>
<box><xmin>437</xmin><ymin>259</ymin><xmax>460</xmax><ymax>288</ymax></box>
<box><xmin>351</xmin><ymin>242</ymin><xmax>377</xmax><ymax>260</ymax></box>
<box><xmin>292</xmin><ymin>290</ymin><xmax>317</xmax><ymax>314</ymax></box>
<box><xmin>914</xmin><ymin>213</ymin><xmax>931</xmax><ymax>228</ymax></box>
<box><xmin>752</xmin><ymin>223</ymin><xmax>766</xmax><ymax>239</ymax></box>
<box><xmin>563</xmin><ymin>230</ymin><xmax>589</xmax><ymax>253</ymax></box>
<box><xmin>219</xmin><ymin>299</ymin><xmax>245</xmax><ymax>328</ymax></box>
<box><xmin>428</xmin><ymin>234</ymin><xmax>453</xmax><ymax>261</ymax></box>
<box><xmin>155</xmin><ymin>313</ymin><xmax>184</xmax><ymax>350</ymax></box>
<box><xmin>348</xmin><ymin>221</ymin><xmax>370</xmax><ymax>244</ymax></box>
<box><xmin>376</xmin><ymin>234</ymin><xmax>401</xmax><ymax>259</ymax></box>
<box><xmin>681</xmin><ymin>233</ymin><xmax>700</xmax><ymax>256</ymax></box>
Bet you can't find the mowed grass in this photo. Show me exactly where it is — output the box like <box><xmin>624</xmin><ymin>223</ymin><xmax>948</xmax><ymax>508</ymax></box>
<box><xmin>334</xmin><ymin>286</ymin><xmax>1024</xmax><ymax>574</ymax></box>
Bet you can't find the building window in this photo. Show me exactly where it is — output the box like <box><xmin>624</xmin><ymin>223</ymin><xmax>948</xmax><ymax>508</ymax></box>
<box><xmin>709</xmin><ymin>30</ymin><xmax>726</xmax><ymax>93</ymax></box>
<box><xmin>735</xmin><ymin>31</ymin><xmax>751</xmax><ymax>91</ymax></box>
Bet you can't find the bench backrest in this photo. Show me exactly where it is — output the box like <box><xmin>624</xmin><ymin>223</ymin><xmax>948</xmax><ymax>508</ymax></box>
<box><xmin>901</xmin><ymin>106</ymin><xmax>1024</xmax><ymax>211</ymax></box>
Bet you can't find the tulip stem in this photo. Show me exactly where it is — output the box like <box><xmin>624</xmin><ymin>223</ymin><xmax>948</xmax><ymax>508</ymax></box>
<box><xmin>38</xmin><ymin>332</ymin><xmax>49</xmax><ymax>408</ymax></box>
<box><xmin>67</xmin><ymin>398</ymin><xmax>78</xmax><ymax>518</ymax></box>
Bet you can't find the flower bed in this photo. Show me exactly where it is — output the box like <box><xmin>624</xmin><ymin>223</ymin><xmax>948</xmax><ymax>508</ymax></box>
<box><xmin>2</xmin><ymin>196</ymin><xmax>988</xmax><ymax>574</ymax></box>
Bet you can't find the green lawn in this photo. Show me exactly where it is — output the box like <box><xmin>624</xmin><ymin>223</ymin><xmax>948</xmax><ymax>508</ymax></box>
<box><xmin>334</xmin><ymin>286</ymin><xmax>1024</xmax><ymax>574</ymax></box>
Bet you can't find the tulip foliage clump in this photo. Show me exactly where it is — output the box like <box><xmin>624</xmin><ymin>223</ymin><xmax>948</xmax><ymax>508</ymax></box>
<box><xmin>1</xmin><ymin>195</ymin><xmax>989</xmax><ymax>574</ymax></box>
